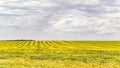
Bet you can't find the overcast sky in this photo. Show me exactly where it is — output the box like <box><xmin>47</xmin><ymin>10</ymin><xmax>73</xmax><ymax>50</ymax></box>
<box><xmin>0</xmin><ymin>0</ymin><xmax>120</xmax><ymax>40</ymax></box>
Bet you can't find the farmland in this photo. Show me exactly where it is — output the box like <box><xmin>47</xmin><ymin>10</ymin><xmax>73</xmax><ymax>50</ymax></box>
<box><xmin>0</xmin><ymin>40</ymin><xmax>120</xmax><ymax>68</ymax></box>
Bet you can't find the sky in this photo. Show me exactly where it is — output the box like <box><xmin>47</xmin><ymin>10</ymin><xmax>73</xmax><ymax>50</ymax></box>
<box><xmin>0</xmin><ymin>0</ymin><xmax>120</xmax><ymax>40</ymax></box>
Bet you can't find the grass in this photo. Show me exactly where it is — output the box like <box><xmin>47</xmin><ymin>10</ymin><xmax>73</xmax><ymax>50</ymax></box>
<box><xmin>0</xmin><ymin>40</ymin><xmax>120</xmax><ymax>68</ymax></box>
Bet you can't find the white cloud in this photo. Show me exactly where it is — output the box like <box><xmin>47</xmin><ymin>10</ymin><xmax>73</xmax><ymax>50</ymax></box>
<box><xmin>67</xmin><ymin>0</ymin><xmax>99</xmax><ymax>5</ymax></box>
<box><xmin>0</xmin><ymin>0</ymin><xmax>120</xmax><ymax>39</ymax></box>
<box><xmin>48</xmin><ymin>8</ymin><xmax>120</xmax><ymax>34</ymax></box>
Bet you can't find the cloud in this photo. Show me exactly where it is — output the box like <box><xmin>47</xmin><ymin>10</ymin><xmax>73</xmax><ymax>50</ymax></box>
<box><xmin>0</xmin><ymin>0</ymin><xmax>120</xmax><ymax>39</ymax></box>
<box><xmin>47</xmin><ymin>0</ymin><xmax>120</xmax><ymax>34</ymax></box>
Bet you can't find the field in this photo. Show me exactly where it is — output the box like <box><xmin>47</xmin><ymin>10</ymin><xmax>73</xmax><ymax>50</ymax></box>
<box><xmin>0</xmin><ymin>40</ymin><xmax>120</xmax><ymax>68</ymax></box>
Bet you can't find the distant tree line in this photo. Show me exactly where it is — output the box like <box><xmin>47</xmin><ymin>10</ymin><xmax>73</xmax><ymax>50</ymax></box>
<box><xmin>1</xmin><ymin>39</ymin><xmax>35</xmax><ymax>41</ymax></box>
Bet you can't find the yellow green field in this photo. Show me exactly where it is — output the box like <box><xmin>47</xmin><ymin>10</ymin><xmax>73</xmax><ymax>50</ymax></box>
<box><xmin>0</xmin><ymin>40</ymin><xmax>120</xmax><ymax>68</ymax></box>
